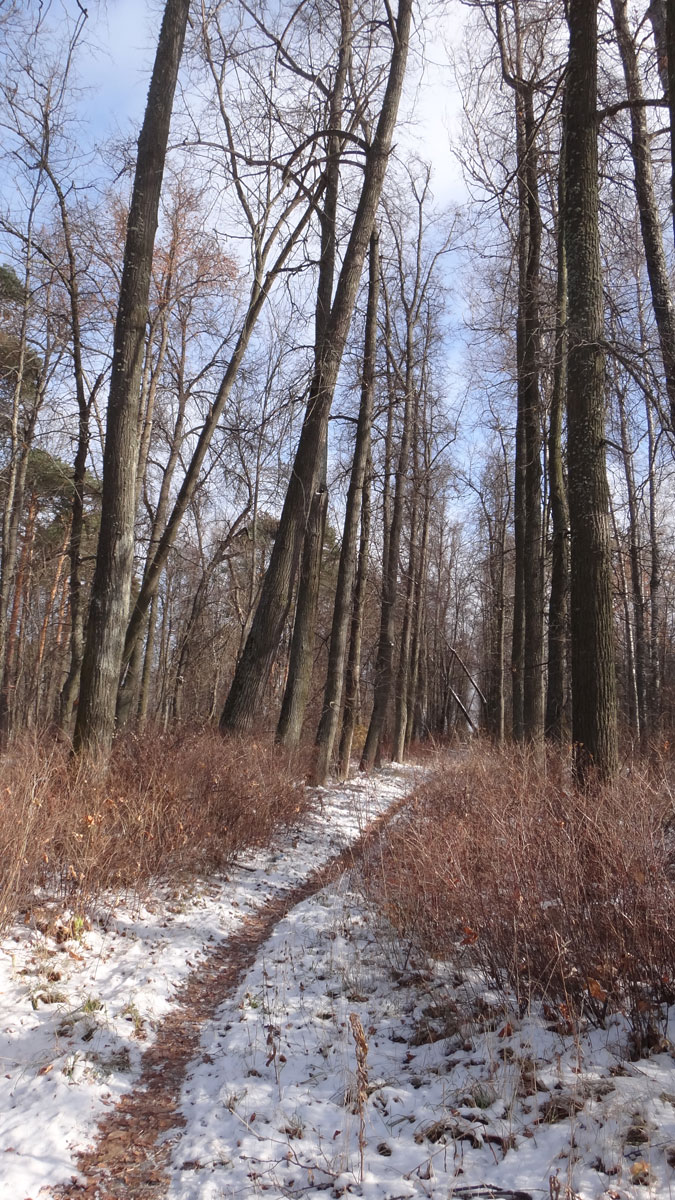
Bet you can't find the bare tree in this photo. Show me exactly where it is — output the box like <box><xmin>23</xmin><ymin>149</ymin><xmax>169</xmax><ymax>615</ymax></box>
<box><xmin>565</xmin><ymin>0</ymin><xmax>617</xmax><ymax>780</ymax></box>
<box><xmin>276</xmin><ymin>0</ymin><xmax>354</xmax><ymax>747</ymax></box>
<box><xmin>361</xmin><ymin>167</ymin><xmax>444</xmax><ymax>770</ymax></box>
<box><xmin>314</xmin><ymin>230</ymin><xmax>379</xmax><ymax>782</ymax></box>
<box><xmin>74</xmin><ymin>0</ymin><xmax>192</xmax><ymax>755</ymax></box>
<box><xmin>221</xmin><ymin>0</ymin><xmax>414</xmax><ymax>733</ymax></box>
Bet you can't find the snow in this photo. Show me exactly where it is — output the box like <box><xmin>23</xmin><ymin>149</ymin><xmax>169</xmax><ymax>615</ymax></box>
<box><xmin>165</xmin><ymin>887</ymin><xmax>675</xmax><ymax>1200</ymax></box>
<box><xmin>0</xmin><ymin>766</ymin><xmax>414</xmax><ymax>1198</ymax></box>
<box><xmin>1</xmin><ymin>762</ymin><xmax>675</xmax><ymax>1200</ymax></box>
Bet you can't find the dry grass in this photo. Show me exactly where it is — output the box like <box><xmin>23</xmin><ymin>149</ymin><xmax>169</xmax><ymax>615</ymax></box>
<box><xmin>0</xmin><ymin>725</ymin><xmax>309</xmax><ymax>928</ymax></box>
<box><xmin>360</xmin><ymin>742</ymin><xmax>675</xmax><ymax>1051</ymax></box>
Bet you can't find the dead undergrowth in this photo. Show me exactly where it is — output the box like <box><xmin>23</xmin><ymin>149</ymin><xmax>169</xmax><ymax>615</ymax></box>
<box><xmin>359</xmin><ymin>743</ymin><xmax>675</xmax><ymax>1051</ymax></box>
<box><xmin>0</xmin><ymin>725</ymin><xmax>308</xmax><ymax>929</ymax></box>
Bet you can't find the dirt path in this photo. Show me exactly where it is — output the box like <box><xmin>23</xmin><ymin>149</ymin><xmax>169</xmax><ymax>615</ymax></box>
<box><xmin>52</xmin><ymin>790</ymin><xmax>411</xmax><ymax>1200</ymax></box>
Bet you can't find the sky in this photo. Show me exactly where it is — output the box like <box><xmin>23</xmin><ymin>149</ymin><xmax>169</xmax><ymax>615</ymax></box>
<box><xmin>74</xmin><ymin>0</ymin><xmax>467</xmax><ymax>209</ymax></box>
<box><xmin>76</xmin><ymin>1</ymin><xmax>157</xmax><ymax>140</ymax></box>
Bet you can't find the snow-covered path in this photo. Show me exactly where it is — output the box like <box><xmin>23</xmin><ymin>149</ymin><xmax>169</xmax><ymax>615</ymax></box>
<box><xmin>0</xmin><ymin>767</ymin><xmax>416</xmax><ymax>1199</ymax></box>
<box><xmin>160</xmin><ymin>871</ymin><xmax>675</xmax><ymax>1200</ymax></box>
<box><xmin>2</xmin><ymin>763</ymin><xmax>675</xmax><ymax>1200</ymax></box>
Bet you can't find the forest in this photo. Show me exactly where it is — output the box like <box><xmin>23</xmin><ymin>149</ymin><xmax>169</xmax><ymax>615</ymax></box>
<box><xmin>3</xmin><ymin>2</ymin><xmax>675</xmax><ymax>1196</ymax></box>
<box><xmin>0</xmin><ymin>0</ymin><xmax>671</xmax><ymax>783</ymax></box>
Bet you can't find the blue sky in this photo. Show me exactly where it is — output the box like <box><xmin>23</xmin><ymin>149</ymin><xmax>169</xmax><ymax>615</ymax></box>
<box><xmin>74</xmin><ymin>0</ymin><xmax>465</xmax><ymax>207</ymax></box>
<box><xmin>76</xmin><ymin>1</ymin><xmax>156</xmax><ymax>140</ymax></box>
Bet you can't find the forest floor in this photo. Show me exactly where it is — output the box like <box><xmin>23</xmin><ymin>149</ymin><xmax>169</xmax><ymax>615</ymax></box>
<box><xmin>0</xmin><ymin>764</ymin><xmax>674</xmax><ymax>1200</ymax></box>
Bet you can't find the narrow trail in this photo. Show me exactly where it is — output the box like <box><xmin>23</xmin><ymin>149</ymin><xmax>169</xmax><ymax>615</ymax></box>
<box><xmin>52</xmin><ymin>788</ymin><xmax>412</xmax><ymax>1200</ymax></box>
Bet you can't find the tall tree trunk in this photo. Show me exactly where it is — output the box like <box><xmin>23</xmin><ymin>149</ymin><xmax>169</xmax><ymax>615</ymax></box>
<box><xmin>616</xmin><ymin>378</ymin><xmax>648</xmax><ymax>743</ymax></box>
<box><xmin>117</xmin><ymin>335</ymin><xmax>188</xmax><ymax>728</ymax></box>
<box><xmin>648</xmin><ymin>0</ymin><xmax>668</xmax><ymax>94</ymax></box>
<box><xmin>42</xmin><ymin>171</ymin><xmax>102</xmax><ymax>734</ymax></box>
<box><xmin>275</xmin><ymin>0</ymin><xmax>352</xmax><ymax>748</ymax></box>
<box><xmin>45</xmin><ymin>571</ymin><xmax>71</xmax><ymax>724</ymax></box>
<box><xmin>545</xmin><ymin>118</ymin><xmax>570</xmax><ymax>741</ymax></box>
<box><xmin>612</xmin><ymin>0</ymin><xmax>675</xmax><ymax>429</ymax></box>
<box><xmin>0</xmin><ymin>431</ymin><xmax>35</xmax><ymax>738</ymax></box>
<box><xmin>493</xmin><ymin>4</ymin><xmax>545</xmax><ymax>743</ymax></box>
<box><xmin>405</xmin><ymin>473</ymin><xmax>431</xmax><ymax>752</ymax></box>
<box><xmin>74</xmin><ymin>0</ymin><xmax>191</xmax><ymax>755</ymax></box>
<box><xmin>360</xmin><ymin>334</ymin><xmax>415</xmax><ymax>770</ymax></box>
<box><xmin>490</xmin><ymin>540</ymin><xmax>506</xmax><ymax>743</ymax></box>
<box><xmin>360</xmin><ymin>166</ymin><xmax>437</xmax><ymax>769</ymax></box>
<box><xmin>414</xmin><ymin>614</ymin><xmax>429</xmax><ymax>742</ymax></box>
<box><xmin>337</xmin><ymin>460</ymin><xmax>372</xmax><ymax>779</ymax></box>
<box><xmin>135</xmin><ymin>310</ymin><xmax>170</xmax><ymax>513</ymax></box>
<box><xmin>0</xmin><ymin>174</ymin><xmax>41</xmax><ymax>690</ymax></box>
<box><xmin>610</xmin><ymin>497</ymin><xmax>639</xmax><ymax>736</ymax></box>
<box><xmin>0</xmin><ymin>491</ymin><xmax>37</xmax><ymax>731</ymax></box>
<box><xmin>314</xmin><ymin>231</ymin><xmax>379</xmax><ymax>783</ymax></box>
<box><xmin>511</xmin><ymin>175</ymin><xmax>527</xmax><ymax>743</ymax></box>
<box><xmin>275</xmin><ymin>484</ymin><xmax>327</xmax><ymax>743</ymax></box>
<box><xmin>667</xmin><ymin>1</ymin><xmax>675</xmax><ymax>247</ymax></box>
<box><xmin>393</xmin><ymin>391</ymin><xmax>421</xmax><ymax>762</ymax></box>
<box><xmin>220</xmin><ymin>0</ymin><xmax>413</xmax><ymax>734</ymax></box>
<box><xmin>36</xmin><ymin>519</ymin><xmax>71</xmax><ymax>684</ymax></box>
<box><xmin>565</xmin><ymin>0</ymin><xmax>618</xmax><ymax>781</ymax></box>
<box><xmin>645</xmin><ymin>394</ymin><xmax>662</xmax><ymax>733</ymax></box>
<box><xmin>646</xmin><ymin>1</ymin><xmax>675</xmax><ymax>246</ymax></box>
<box><xmin>138</xmin><ymin>598</ymin><xmax>157</xmax><ymax>722</ymax></box>
<box><xmin>521</xmin><ymin>86</ymin><xmax>544</xmax><ymax>741</ymax></box>
<box><xmin>58</xmin><ymin>394</ymin><xmax>92</xmax><ymax>731</ymax></box>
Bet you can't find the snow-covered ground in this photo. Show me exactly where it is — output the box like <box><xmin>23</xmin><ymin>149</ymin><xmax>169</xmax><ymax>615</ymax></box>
<box><xmin>167</xmin><ymin>875</ymin><xmax>675</xmax><ymax>1200</ymax></box>
<box><xmin>1</xmin><ymin>762</ymin><xmax>675</xmax><ymax>1200</ymax></box>
<box><xmin>0</xmin><ymin>767</ymin><xmax>413</xmax><ymax>1198</ymax></box>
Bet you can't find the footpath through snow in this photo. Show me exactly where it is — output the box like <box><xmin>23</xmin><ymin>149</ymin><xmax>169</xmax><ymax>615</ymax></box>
<box><xmin>1</xmin><ymin>764</ymin><xmax>675</xmax><ymax>1200</ymax></box>
<box><xmin>0</xmin><ymin>765</ymin><xmax>416</xmax><ymax>1198</ymax></box>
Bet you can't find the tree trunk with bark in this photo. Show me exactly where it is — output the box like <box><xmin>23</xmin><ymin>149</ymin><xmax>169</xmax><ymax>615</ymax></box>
<box><xmin>275</xmin><ymin>0</ymin><xmax>352</xmax><ymax>748</ymax></box>
<box><xmin>521</xmin><ymin>86</ymin><xmax>544</xmax><ymax>742</ymax></box>
<box><xmin>337</xmin><ymin>460</ymin><xmax>372</xmax><ymax>779</ymax></box>
<box><xmin>314</xmin><ymin>231</ymin><xmax>379</xmax><ymax>783</ymax></box>
<box><xmin>564</xmin><ymin>0</ymin><xmax>618</xmax><ymax>781</ymax></box>
<box><xmin>74</xmin><ymin>0</ymin><xmax>191</xmax><ymax>755</ymax></box>
<box><xmin>545</xmin><ymin>118</ymin><xmax>570</xmax><ymax>741</ymax></box>
<box><xmin>275</xmin><ymin>483</ymin><xmax>327</xmax><ymax>744</ymax></box>
<box><xmin>393</xmin><ymin>390</ymin><xmax>421</xmax><ymax>762</ymax></box>
<box><xmin>645</xmin><ymin>394</ymin><xmax>662</xmax><ymax>732</ymax></box>
<box><xmin>360</xmin><ymin>331</ymin><xmax>414</xmax><ymax>770</ymax></box>
<box><xmin>616</xmin><ymin>377</ymin><xmax>648</xmax><ymax>743</ymax></box>
<box><xmin>612</xmin><ymin>0</ymin><xmax>675</xmax><ymax>430</ymax></box>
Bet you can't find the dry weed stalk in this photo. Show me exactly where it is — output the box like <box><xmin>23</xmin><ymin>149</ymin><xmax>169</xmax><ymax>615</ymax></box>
<box><xmin>349</xmin><ymin>1011</ymin><xmax>369</xmax><ymax>1181</ymax></box>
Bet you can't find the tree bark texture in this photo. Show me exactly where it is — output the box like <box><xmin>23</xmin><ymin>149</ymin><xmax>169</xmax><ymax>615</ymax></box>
<box><xmin>545</xmin><ymin>115</ymin><xmax>570</xmax><ymax>741</ymax></box>
<box><xmin>360</xmin><ymin>329</ymin><xmax>415</xmax><ymax>770</ymax></box>
<box><xmin>314</xmin><ymin>231</ymin><xmax>379</xmax><ymax>783</ymax></box>
<box><xmin>74</xmin><ymin>0</ymin><xmax>191</xmax><ymax>755</ymax></box>
<box><xmin>337</xmin><ymin>460</ymin><xmax>372</xmax><ymax>779</ymax></box>
<box><xmin>612</xmin><ymin>0</ymin><xmax>675</xmax><ymax>431</ymax></box>
<box><xmin>645</xmin><ymin>394</ymin><xmax>662</xmax><ymax>731</ymax></box>
<box><xmin>616</xmin><ymin>376</ymin><xmax>647</xmax><ymax>742</ymax></box>
<box><xmin>521</xmin><ymin>86</ymin><xmax>544</xmax><ymax>742</ymax></box>
<box><xmin>393</xmin><ymin>389</ymin><xmax>421</xmax><ymax>762</ymax></box>
<box><xmin>275</xmin><ymin>484</ymin><xmax>327</xmax><ymax>745</ymax></box>
<box><xmin>564</xmin><ymin>0</ymin><xmax>618</xmax><ymax>781</ymax></box>
<box><xmin>667</xmin><ymin>0</ymin><xmax>675</xmax><ymax>247</ymax></box>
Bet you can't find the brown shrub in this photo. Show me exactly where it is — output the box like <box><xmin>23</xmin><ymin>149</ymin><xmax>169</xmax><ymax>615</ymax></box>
<box><xmin>0</xmin><ymin>726</ymin><xmax>309</xmax><ymax>927</ymax></box>
<box><xmin>360</xmin><ymin>743</ymin><xmax>675</xmax><ymax>1050</ymax></box>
